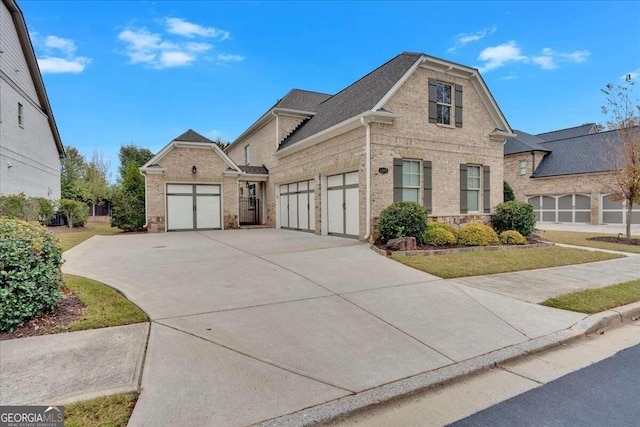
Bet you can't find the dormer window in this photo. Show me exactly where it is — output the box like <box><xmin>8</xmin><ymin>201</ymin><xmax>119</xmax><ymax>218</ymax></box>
<box><xmin>429</xmin><ymin>78</ymin><xmax>462</xmax><ymax>127</ymax></box>
<box><xmin>244</xmin><ymin>145</ymin><xmax>251</xmax><ymax>164</ymax></box>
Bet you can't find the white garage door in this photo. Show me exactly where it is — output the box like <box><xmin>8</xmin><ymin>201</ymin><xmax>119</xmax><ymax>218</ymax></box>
<box><xmin>167</xmin><ymin>184</ymin><xmax>221</xmax><ymax>231</ymax></box>
<box><xmin>527</xmin><ymin>194</ymin><xmax>591</xmax><ymax>223</ymax></box>
<box><xmin>279</xmin><ymin>180</ymin><xmax>315</xmax><ymax>232</ymax></box>
<box><xmin>327</xmin><ymin>171</ymin><xmax>359</xmax><ymax>238</ymax></box>
<box><xmin>601</xmin><ymin>194</ymin><xmax>640</xmax><ymax>224</ymax></box>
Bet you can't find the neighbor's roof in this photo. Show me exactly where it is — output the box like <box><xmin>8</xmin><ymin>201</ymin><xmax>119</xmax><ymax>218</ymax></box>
<box><xmin>173</xmin><ymin>129</ymin><xmax>215</xmax><ymax>143</ymax></box>
<box><xmin>536</xmin><ymin>123</ymin><xmax>597</xmax><ymax>142</ymax></box>
<box><xmin>279</xmin><ymin>53</ymin><xmax>422</xmax><ymax>149</ymax></box>
<box><xmin>3</xmin><ymin>0</ymin><xmax>64</xmax><ymax>157</ymax></box>
<box><xmin>504</xmin><ymin>130</ymin><xmax>550</xmax><ymax>155</ymax></box>
<box><xmin>533</xmin><ymin>129</ymin><xmax>624</xmax><ymax>177</ymax></box>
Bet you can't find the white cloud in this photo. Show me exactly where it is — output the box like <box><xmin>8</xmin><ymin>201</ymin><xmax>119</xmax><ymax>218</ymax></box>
<box><xmin>478</xmin><ymin>43</ymin><xmax>590</xmax><ymax>73</ymax></box>
<box><xmin>499</xmin><ymin>75</ymin><xmax>519</xmax><ymax>80</ymax></box>
<box><xmin>448</xmin><ymin>25</ymin><xmax>497</xmax><ymax>52</ymax></box>
<box><xmin>32</xmin><ymin>34</ymin><xmax>91</xmax><ymax>74</ymax></box>
<box><xmin>217</xmin><ymin>53</ymin><xmax>245</xmax><ymax>63</ymax></box>
<box><xmin>477</xmin><ymin>41</ymin><xmax>527</xmax><ymax>72</ymax></box>
<box><xmin>165</xmin><ymin>17</ymin><xmax>230</xmax><ymax>40</ymax></box>
<box><xmin>37</xmin><ymin>57</ymin><xmax>90</xmax><ymax>73</ymax></box>
<box><xmin>118</xmin><ymin>18</ymin><xmax>240</xmax><ymax>69</ymax></box>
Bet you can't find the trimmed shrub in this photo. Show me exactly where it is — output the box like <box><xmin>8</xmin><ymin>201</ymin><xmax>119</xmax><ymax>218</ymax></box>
<box><xmin>35</xmin><ymin>198</ymin><xmax>56</xmax><ymax>224</ymax></box>
<box><xmin>458</xmin><ymin>222</ymin><xmax>500</xmax><ymax>246</ymax></box>
<box><xmin>500</xmin><ymin>230</ymin><xmax>527</xmax><ymax>245</ymax></box>
<box><xmin>0</xmin><ymin>194</ymin><xmax>57</xmax><ymax>225</ymax></box>
<box><xmin>427</xmin><ymin>222</ymin><xmax>459</xmax><ymax>240</ymax></box>
<box><xmin>492</xmin><ymin>201</ymin><xmax>536</xmax><ymax>237</ymax></box>
<box><xmin>0</xmin><ymin>219</ymin><xmax>64</xmax><ymax>332</ymax></box>
<box><xmin>60</xmin><ymin>199</ymin><xmax>89</xmax><ymax>228</ymax></box>
<box><xmin>504</xmin><ymin>181</ymin><xmax>515</xmax><ymax>202</ymax></box>
<box><xmin>423</xmin><ymin>227</ymin><xmax>457</xmax><ymax>246</ymax></box>
<box><xmin>0</xmin><ymin>193</ymin><xmax>28</xmax><ymax>219</ymax></box>
<box><xmin>378</xmin><ymin>202</ymin><xmax>429</xmax><ymax>244</ymax></box>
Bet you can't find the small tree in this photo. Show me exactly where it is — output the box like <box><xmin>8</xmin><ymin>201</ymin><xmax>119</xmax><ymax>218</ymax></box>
<box><xmin>117</xmin><ymin>144</ymin><xmax>153</xmax><ymax>180</ymax></box>
<box><xmin>601</xmin><ymin>76</ymin><xmax>640</xmax><ymax>239</ymax></box>
<box><xmin>60</xmin><ymin>146</ymin><xmax>86</xmax><ymax>200</ymax></box>
<box><xmin>81</xmin><ymin>150</ymin><xmax>111</xmax><ymax>219</ymax></box>
<box><xmin>503</xmin><ymin>181</ymin><xmax>515</xmax><ymax>202</ymax></box>
<box><xmin>111</xmin><ymin>162</ymin><xmax>146</xmax><ymax>231</ymax></box>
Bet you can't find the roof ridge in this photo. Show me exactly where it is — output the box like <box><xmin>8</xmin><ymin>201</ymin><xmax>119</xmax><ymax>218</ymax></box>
<box><xmin>539</xmin><ymin>126</ymin><xmax>628</xmax><ymax>144</ymax></box>
<box><xmin>289</xmin><ymin>88</ymin><xmax>333</xmax><ymax>97</ymax></box>
<box><xmin>536</xmin><ymin>123</ymin><xmax>595</xmax><ymax>136</ymax></box>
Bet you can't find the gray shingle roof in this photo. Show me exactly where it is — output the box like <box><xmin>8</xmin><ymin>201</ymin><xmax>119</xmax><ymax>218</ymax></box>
<box><xmin>533</xmin><ymin>129</ymin><xmax>623</xmax><ymax>177</ymax></box>
<box><xmin>238</xmin><ymin>165</ymin><xmax>269</xmax><ymax>175</ymax></box>
<box><xmin>279</xmin><ymin>52</ymin><xmax>422</xmax><ymax>150</ymax></box>
<box><xmin>536</xmin><ymin>123</ymin><xmax>597</xmax><ymax>142</ymax></box>
<box><xmin>276</xmin><ymin>89</ymin><xmax>332</xmax><ymax>112</ymax></box>
<box><xmin>504</xmin><ymin>130</ymin><xmax>550</xmax><ymax>155</ymax></box>
<box><xmin>173</xmin><ymin>129</ymin><xmax>214</xmax><ymax>143</ymax></box>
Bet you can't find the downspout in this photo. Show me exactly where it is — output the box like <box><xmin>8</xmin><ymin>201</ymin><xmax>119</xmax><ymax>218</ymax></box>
<box><xmin>360</xmin><ymin>117</ymin><xmax>372</xmax><ymax>241</ymax></box>
<box><xmin>140</xmin><ymin>169</ymin><xmax>148</xmax><ymax>229</ymax></box>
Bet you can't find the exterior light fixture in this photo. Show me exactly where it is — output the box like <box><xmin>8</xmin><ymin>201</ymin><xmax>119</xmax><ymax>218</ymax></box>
<box><xmin>192</xmin><ymin>165</ymin><xmax>197</xmax><ymax>174</ymax></box>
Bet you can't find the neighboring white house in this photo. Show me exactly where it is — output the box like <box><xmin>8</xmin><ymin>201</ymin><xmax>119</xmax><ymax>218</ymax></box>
<box><xmin>0</xmin><ymin>0</ymin><xmax>64</xmax><ymax>200</ymax></box>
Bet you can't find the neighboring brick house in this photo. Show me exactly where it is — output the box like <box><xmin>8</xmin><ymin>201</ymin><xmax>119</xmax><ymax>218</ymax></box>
<box><xmin>142</xmin><ymin>52</ymin><xmax>515</xmax><ymax>239</ymax></box>
<box><xmin>504</xmin><ymin>124</ymin><xmax>640</xmax><ymax>225</ymax></box>
<box><xmin>0</xmin><ymin>0</ymin><xmax>64</xmax><ymax>200</ymax></box>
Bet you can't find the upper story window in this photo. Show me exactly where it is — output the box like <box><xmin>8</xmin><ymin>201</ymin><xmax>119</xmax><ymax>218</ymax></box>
<box><xmin>436</xmin><ymin>82</ymin><xmax>452</xmax><ymax>125</ymax></box>
<box><xmin>402</xmin><ymin>159</ymin><xmax>421</xmax><ymax>202</ymax></box>
<box><xmin>244</xmin><ymin>145</ymin><xmax>251</xmax><ymax>164</ymax></box>
<box><xmin>18</xmin><ymin>103</ymin><xmax>23</xmax><ymax>127</ymax></box>
<box><xmin>467</xmin><ymin>165</ymin><xmax>481</xmax><ymax>212</ymax></box>
<box><xmin>519</xmin><ymin>160</ymin><xmax>527</xmax><ymax>175</ymax></box>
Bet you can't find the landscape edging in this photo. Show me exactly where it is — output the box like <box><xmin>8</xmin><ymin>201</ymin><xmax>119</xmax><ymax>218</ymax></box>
<box><xmin>369</xmin><ymin>241</ymin><xmax>552</xmax><ymax>257</ymax></box>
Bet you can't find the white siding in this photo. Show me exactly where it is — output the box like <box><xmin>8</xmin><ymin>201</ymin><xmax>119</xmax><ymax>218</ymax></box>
<box><xmin>0</xmin><ymin>1</ymin><xmax>61</xmax><ymax>200</ymax></box>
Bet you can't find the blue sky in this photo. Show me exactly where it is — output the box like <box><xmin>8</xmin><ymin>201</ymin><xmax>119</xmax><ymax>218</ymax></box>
<box><xmin>22</xmin><ymin>0</ymin><xmax>640</xmax><ymax>180</ymax></box>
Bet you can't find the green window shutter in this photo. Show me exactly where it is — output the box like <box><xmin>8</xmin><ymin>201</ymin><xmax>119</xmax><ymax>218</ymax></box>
<box><xmin>423</xmin><ymin>160</ymin><xmax>432</xmax><ymax>213</ymax></box>
<box><xmin>393</xmin><ymin>158</ymin><xmax>403</xmax><ymax>202</ymax></box>
<box><xmin>428</xmin><ymin>78</ymin><xmax>437</xmax><ymax>124</ymax></box>
<box><xmin>483</xmin><ymin>165</ymin><xmax>491</xmax><ymax>213</ymax></box>
<box><xmin>455</xmin><ymin>84</ymin><xmax>463</xmax><ymax>128</ymax></box>
<box><xmin>460</xmin><ymin>164</ymin><xmax>468</xmax><ymax>214</ymax></box>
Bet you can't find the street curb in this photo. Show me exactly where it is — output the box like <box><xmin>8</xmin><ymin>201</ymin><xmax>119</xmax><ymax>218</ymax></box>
<box><xmin>256</xmin><ymin>306</ymin><xmax>639</xmax><ymax>427</ymax></box>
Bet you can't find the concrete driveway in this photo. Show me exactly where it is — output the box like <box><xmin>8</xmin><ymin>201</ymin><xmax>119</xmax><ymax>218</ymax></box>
<box><xmin>63</xmin><ymin>229</ymin><xmax>586</xmax><ymax>426</ymax></box>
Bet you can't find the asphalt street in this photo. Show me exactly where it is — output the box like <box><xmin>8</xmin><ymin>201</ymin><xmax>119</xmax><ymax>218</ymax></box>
<box><xmin>451</xmin><ymin>343</ymin><xmax>640</xmax><ymax>427</ymax></box>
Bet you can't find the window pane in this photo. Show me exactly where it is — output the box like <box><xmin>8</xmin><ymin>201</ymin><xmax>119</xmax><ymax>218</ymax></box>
<box><xmin>443</xmin><ymin>84</ymin><xmax>451</xmax><ymax>104</ymax></box>
<box><xmin>412</xmin><ymin>161</ymin><xmax>420</xmax><ymax>173</ymax></box>
<box><xmin>437</xmin><ymin>105</ymin><xmax>451</xmax><ymax>125</ymax></box>
<box><xmin>403</xmin><ymin>188</ymin><xmax>419</xmax><ymax>203</ymax></box>
<box><xmin>437</xmin><ymin>84</ymin><xmax>444</xmax><ymax>103</ymax></box>
<box><xmin>467</xmin><ymin>166</ymin><xmax>480</xmax><ymax>190</ymax></box>
<box><xmin>403</xmin><ymin>161</ymin><xmax>411</xmax><ymax>173</ymax></box>
<box><xmin>468</xmin><ymin>190</ymin><xmax>479</xmax><ymax>211</ymax></box>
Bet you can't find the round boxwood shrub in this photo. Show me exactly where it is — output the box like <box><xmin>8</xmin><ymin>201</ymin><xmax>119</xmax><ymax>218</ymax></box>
<box><xmin>423</xmin><ymin>227</ymin><xmax>457</xmax><ymax>246</ymax></box>
<box><xmin>500</xmin><ymin>230</ymin><xmax>527</xmax><ymax>245</ymax></box>
<box><xmin>378</xmin><ymin>202</ymin><xmax>429</xmax><ymax>244</ymax></box>
<box><xmin>0</xmin><ymin>219</ymin><xmax>64</xmax><ymax>332</ymax></box>
<box><xmin>492</xmin><ymin>201</ymin><xmax>536</xmax><ymax>237</ymax></box>
<box><xmin>427</xmin><ymin>222</ymin><xmax>459</xmax><ymax>240</ymax></box>
<box><xmin>458</xmin><ymin>222</ymin><xmax>500</xmax><ymax>246</ymax></box>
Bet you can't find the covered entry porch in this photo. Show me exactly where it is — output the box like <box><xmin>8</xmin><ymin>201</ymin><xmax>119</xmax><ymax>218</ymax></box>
<box><xmin>237</xmin><ymin>165</ymin><xmax>269</xmax><ymax>226</ymax></box>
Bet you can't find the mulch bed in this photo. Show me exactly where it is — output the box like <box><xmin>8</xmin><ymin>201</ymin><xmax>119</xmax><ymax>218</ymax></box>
<box><xmin>373</xmin><ymin>238</ymin><xmax>542</xmax><ymax>252</ymax></box>
<box><xmin>0</xmin><ymin>293</ymin><xmax>85</xmax><ymax>341</ymax></box>
<box><xmin>587</xmin><ymin>236</ymin><xmax>640</xmax><ymax>246</ymax></box>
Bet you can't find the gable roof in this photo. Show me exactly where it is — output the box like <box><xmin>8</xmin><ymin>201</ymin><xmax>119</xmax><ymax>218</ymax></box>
<box><xmin>533</xmin><ymin>129</ymin><xmax>624</xmax><ymax>177</ymax></box>
<box><xmin>278</xmin><ymin>52</ymin><xmax>514</xmax><ymax>152</ymax></box>
<box><xmin>237</xmin><ymin>165</ymin><xmax>269</xmax><ymax>175</ymax></box>
<box><xmin>504</xmin><ymin>130</ymin><xmax>550</xmax><ymax>155</ymax></box>
<box><xmin>174</xmin><ymin>129</ymin><xmax>215</xmax><ymax>143</ymax></box>
<box><xmin>3</xmin><ymin>0</ymin><xmax>64</xmax><ymax>157</ymax></box>
<box><xmin>536</xmin><ymin>123</ymin><xmax>597</xmax><ymax>142</ymax></box>
<box><xmin>279</xmin><ymin>53</ymin><xmax>422</xmax><ymax>149</ymax></box>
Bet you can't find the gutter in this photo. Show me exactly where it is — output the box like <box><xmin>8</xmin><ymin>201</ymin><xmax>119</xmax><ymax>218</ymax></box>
<box><xmin>360</xmin><ymin>117</ymin><xmax>372</xmax><ymax>241</ymax></box>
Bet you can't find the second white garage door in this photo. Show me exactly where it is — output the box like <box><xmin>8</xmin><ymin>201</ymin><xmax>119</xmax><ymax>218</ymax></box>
<box><xmin>327</xmin><ymin>171</ymin><xmax>359</xmax><ymax>238</ymax></box>
<box><xmin>166</xmin><ymin>184</ymin><xmax>221</xmax><ymax>231</ymax></box>
<box><xmin>279</xmin><ymin>180</ymin><xmax>316</xmax><ymax>232</ymax></box>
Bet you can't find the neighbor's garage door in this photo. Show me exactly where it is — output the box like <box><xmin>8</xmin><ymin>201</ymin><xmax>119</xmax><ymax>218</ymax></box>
<box><xmin>601</xmin><ymin>194</ymin><xmax>640</xmax><ymax>224</ymax></box>
<box><xmin>167</xmin><ymin>184</ymin><xmax>221</xmax><ymax>231</ymax></box>
<box><xmin>527</xmin><ymin>194</ymin><xmax>591</xmax><ymax>223</ymax></box>
<box><xmin>279</xmin><ymin>180</ymin><xmax>315</xmax><ymax>232</ymax></box>
<box><xmin>327</xmin><ymin>171</ymin><xmax>359</xmax><ymax>237</ymax></box>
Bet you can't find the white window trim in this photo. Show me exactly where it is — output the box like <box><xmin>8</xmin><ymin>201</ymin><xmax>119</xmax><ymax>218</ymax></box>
<box><xmin>402</xmin><ymin>159</ymin><xmax>421</xmax><ymax>203</ymax></box>
<box><xmin>519</xmin><ymin>160</ymin><xmax>527</xmax><ymax>175</ymax></box>
<box><xmin>436</xmin><ymin>81</ymin><xmax>453</xmax><ymax>127</ymax></box>
<box><xmin>467</xmin><ymin>164</ymin><xmax>481</xmax><ymax>213</ymax></box>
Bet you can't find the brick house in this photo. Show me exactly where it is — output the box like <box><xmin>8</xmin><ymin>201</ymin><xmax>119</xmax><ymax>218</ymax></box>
<box><xmin>141</xmin><ymin>52</ymin><xmax>514</xmax><ymax>239</ymax></box>
<box><xmin>504</xmin><ymin>124</ymin><xmax>640</xmax><ymax>225</ymax></box>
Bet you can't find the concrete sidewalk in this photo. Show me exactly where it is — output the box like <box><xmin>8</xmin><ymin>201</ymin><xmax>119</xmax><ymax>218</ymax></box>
<box><xmin>0</xmin><ymin>323</ymin><xmax>149</xmax><ymax>406</ymax></box>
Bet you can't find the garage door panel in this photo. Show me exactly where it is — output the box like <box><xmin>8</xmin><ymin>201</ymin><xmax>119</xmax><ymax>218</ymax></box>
<box><xmin>345</xmin><ymin>187</ymin><xmax>359</xmax><ymax>236</ymax></box>
<box><xmin>298</xmin><ymin>193</ymin><xmax>309</xmax><ymax>230</ymax></box>
<box><xmin>575</xmin><ymin>195</ymin><xmax>590</xmax><ymax>210</ymax></box>
<box><xmin>575</xmin><ymin>211</ymin><xmax>591</xmax><ymax>223</ymax></box>
<box><xmin>167</xmin><ymin>184</ymin><xmax>193</xmax><ymax>194</ymax></box>
<box><xmin>327</xmin><ymin>175</ymin><xmax>343</xmax><ymax>188</ymax></box>
<box><xmin>167</xmin><ymin>195</ymin><xmax>193</xmax><ymax>230</ymax></box>
<box><xmin>279</xmin><ymin>180</ymin><xmax>314</xmax><ymax>231</ymax></box>
<box><xmin>309</xmin><ymin>193</ymin><xmax>316</xmax><ymax>231</ymax></box>
<box><xmin>196</xmin><ymin>196</ymin><xmax>220</xmax><ymax>229</ymax></box>
<box><xmin>528</xmin><ymin>196</ymin><xmax>541</xmax><ymax>209</ymax></box>
<box><xmin>196</xmin><ymin>185</ymin><xmax>220</xmax><ymax>195</ymax></box>
<box><xmin>345</xmin><ymin>172</ymin><xmax>359</xmax><ymax>186</ymax></box>
<box><xmin>279</xmin><ymin>193</ymin><xmax>289</xmax><ymax>228</ymax></box>
<box><xmin>603</xmin><ymin>212</ymin><xmax>623</xmax><ymax>224</ymax></box>
<box><xmin>558</xmin><ymin>195</ymin><xmax>572</xmax><ymax>210</ymax></box>
<box><xmin>289</xmin><ymin>193</ymin><xmax>299</xmax><ymax>229</ymax></box>
<box><xmin>558</xmin><ymin>211</ymin><xmax>572</xmax><ymax>222</ymax></box>
<box><xmin>542</xmin><ymin>211</ymin><xmax>556</xmax><ymax>222</ymax></box>
<box><xmin>542</xmin><ymin>196</ymin><xmax>556</xmax><ymax>210</ymax></box>
<box><xmin>328</xmin><ymin>189</ymin><xmax>344</xmax><ymax>234</ymax></box>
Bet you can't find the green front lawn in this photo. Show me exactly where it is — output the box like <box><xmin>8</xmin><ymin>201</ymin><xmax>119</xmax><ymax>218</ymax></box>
<box><xmin>65</xmin><ymin>393</ymin><xmax>138</xmax><ymax>427</ymax></box>
<box><xmin>393</xmin><ymin>246</ymin><xmax>623</xmax><ymax>279</ymax></box>
<box><xmin>54</xmin><ymin>221</ymin><xmax>122</xmax><ymax>252</ymax></box>
<box><xmin>538</xmin><ymin>230</ymin><xmax>640</xmax><ymax>254</ymax></box>
<box><xmin>56</xmin><ymin>275</ymin><xmax>148</xmax><ymax>333</ymax></box>
<box><xmin>541</xmin><ymin>279</ymin><xmax>640</xmax><ymax>314</ymax></box>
